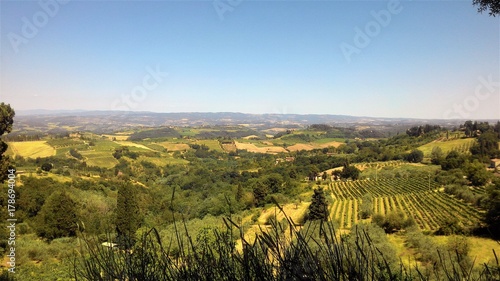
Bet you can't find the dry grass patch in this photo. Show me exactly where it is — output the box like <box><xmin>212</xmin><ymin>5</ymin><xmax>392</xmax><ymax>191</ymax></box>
<box><xmin>221</xmin><ymin>142</ymin><xmax>237</xmax><ymax>153</ymax></box>
<box><xmin>463</xmin><ymin>236</ymin><xmax>500</xmax><ymax>265</ymax></box>
<box><xmin>157</xmin><ymin>142</ymin><xmax>190</xmax><ymax>151</ymax></box>
<box><xmin>235</xmin><ymin>141</ymin><xmax>287</xmax><ymax>154</ymax></box>
<box><xmin>257</xmin><ymin>203</ymin><xmax>309</xmax><ymax>225</ymax></box>
<box><xmin>318</xmin><ymin>141</ymin><xmax>344</xmax><ymax>148</ymax></box>
<box><xmin>287</xmin><ymin>143</ymin><xmax>315</xmax><ymax>152</ymax></box>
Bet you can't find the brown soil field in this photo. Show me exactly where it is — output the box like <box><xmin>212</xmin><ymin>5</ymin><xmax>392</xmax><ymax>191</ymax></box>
<box><xmin>235</xmin><ymin>141</ymin><xmax>287</xmax><ymax>154</ymax></box>
<box><xmin>286</xmin><ymin>144</ymin><xmax>316</xmax><ymax>151</ymax></box>
<box><xmin>221</xmin><ymin>142</ymin><xmax>237</xmax><ymax>152</ymax></box>
<box><xmin>158</xmin><ymin>142</ymin><xmax>190</xmax><ymax>151</ymax></box>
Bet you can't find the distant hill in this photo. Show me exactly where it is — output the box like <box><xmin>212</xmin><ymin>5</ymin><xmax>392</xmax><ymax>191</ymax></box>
<box><xmin>7</xmin><ymin>110</ymin><xmax>475</xmax><ymax>136</ymax></box>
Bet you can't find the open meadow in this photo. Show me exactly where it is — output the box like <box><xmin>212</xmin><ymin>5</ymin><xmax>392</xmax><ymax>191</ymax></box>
<box><xmin>418</xmin><ymin>138</ymin><xmax>476</xmax><ymax>157</ymax></box>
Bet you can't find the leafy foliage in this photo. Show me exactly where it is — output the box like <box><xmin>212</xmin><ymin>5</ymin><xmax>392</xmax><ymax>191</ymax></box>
<box><xmin>360</xmin><ymin>193</ymin><xmax>373</xmax><ymax>219</ymax></box>
<box><xmin>128</xmin><ymin>127</ymin><xmax>181</xmax><ymax>141</ymax></box>
<box><xmin>340</xmin><ymin>162</ymin><xmax>360</xmax><ymax>180</ymax></box>
<box><xmin>69</xmin><ymin>148</ymin><xmax>83</xmax><ymax>160</ymax></box>
<box><xmin>473</xmin><ymin>0</ymin><xmax>500</xmax><ymax>17</ymax></box>
<box><xmin>470</xmin><ymin>131</ymin><xmax>500</xmax><ymax>159</ymax></box>
<box><xmin>404</xmin><ymin>149</ymin><xmax>424</xmax><ymax>163</ymax></box>
<box><xmin>0</xmin><ymin>103</ymin><xmax>15</xmax><ymax>183</ymax></box>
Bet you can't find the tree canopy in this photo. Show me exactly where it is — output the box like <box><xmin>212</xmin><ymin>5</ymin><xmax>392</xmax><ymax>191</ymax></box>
<box><xmin>0</xmin><ymin>103</ymin><xmax>15</xmax><ymax>183</ymax></box>
<box><xmin>473</xmin><ymin>0</ymin><xmax>500</xmax><ymax>16</ymax></box>
<box><xmin>35</xmin><ymin>191</ymin><xmax>78</xmax><ymax>240</ymax></box>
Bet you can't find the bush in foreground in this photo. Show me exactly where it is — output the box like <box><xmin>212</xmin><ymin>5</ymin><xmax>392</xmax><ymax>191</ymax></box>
<box><xmin>72</xmin><ymin>205</ymin><xmax>500</xmax><ymax>281</ymax></box>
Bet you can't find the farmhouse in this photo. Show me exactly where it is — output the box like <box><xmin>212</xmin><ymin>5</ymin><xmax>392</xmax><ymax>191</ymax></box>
<box><xmin>491</xmin><ymin>159</ymin><xmax>500</xmax><ymax>170</ymax></box>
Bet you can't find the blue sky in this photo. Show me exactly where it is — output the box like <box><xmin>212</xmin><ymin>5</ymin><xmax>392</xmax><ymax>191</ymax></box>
<box><xmin>1</xmin><ymin>0</ymin><xmax>498</xmax><ymax>119</ymax></box>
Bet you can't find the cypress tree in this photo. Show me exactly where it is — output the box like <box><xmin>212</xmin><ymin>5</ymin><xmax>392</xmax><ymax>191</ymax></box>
<box><xmin>115</xmin><ymin>181</ymin><xmax>141</xmax><ymax>249</ymax></box>
<box><xmin>308</xmin><ymin>186</ymin><xmax>328</xmax><ymax>221</ymax></box>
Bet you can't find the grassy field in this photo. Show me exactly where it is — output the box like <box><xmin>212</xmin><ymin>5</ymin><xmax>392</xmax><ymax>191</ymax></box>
<box><xmin>312</xmin><ymin>137</ymin><xmax>346</xmax><ymax>144</ymax></box>
<box><xmin>113</xmin><ymin>141</ymin><xmax>154</xmax><ymax>151</ymax></box>
<box><xmin>7</xmin><ymin>141</ymin><xmax>56</xmax><ymax>158</ymax></box>
<box><xmin>387</xmin><ymin>234</ymin><xmax>500</xmax><ymax>268</ymax></box>
<box><xmin>466</xmin><ymin>236</ymin><xmax>500</xmax><ymax>265</ymax></box>
<box><xmin>81</xmin><ymin>152</ymin><xmax>119</xmax><ymax>168</ymax></box>
<box><xmin>29</xmin><ymin>173</ymin><xmax>74</xmax><ymax>183</ymax></box>
<box><xmin>418</xmin><ymin>138</ymin><xmax>475</xmax><ymax>157</ymax></box>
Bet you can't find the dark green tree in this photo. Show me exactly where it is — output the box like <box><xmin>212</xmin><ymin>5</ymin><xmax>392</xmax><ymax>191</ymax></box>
<box><xmin>485</xmin><ymin>179</ymin><xmax>500</xmax><ymax>237</ymax></box>
<box><xmin>308</xmin><ymin>186</ymin><xmax>328</xmax><ymax>221</ymax></box>
<box><xmin>470</xmin><ymin>131</ymin><xmax>500</xmax><ymax>159</ymax></box>
<box><xmin>235</xmin><ymin>184</ymin><xmax>243</xmax><ymax>202</ymax></box>
<box><xmin>441</xmin><ymin>150</ymin><xmax>467</xmax><ymax>170</ymax></box>
<box><xmin>41</xmin><ymin>162</ymin><xmax>53</xmax><ymax>172</ymax></box>
<box><xmin>116</xmin><ymin>181</ymin><xmax>141</xmax><ymax>249</ymax></box>
<box><xmin>404</xmin><ymin>149</ymin><xmax>424</xmax><ymax>163</ymax></box>
<box><xmin>17</xmin><ymin>177</ymin><xmax>58</xmax><ymax>219</ymax></box>
<box><xmin>307</xmin><ymin>165</ymin><xmax>320</xmax><ymax>181</ymax></box>
<box><xmin>0</xmin><ymin>103</ymin><xmax>15</xmax><ymax>183</ymax></box>
<box><xmin>264</xmin><ymin>173</ymin><xmax>284</xmax><ymax>193</ymax></box>
<box><xmin>252</xmin><ymin>179</ymin><xmax>268</xmax><ymax>207</ymax></box>
<box><xmin>35</xmin><ymin>191</ymin><xmax>78</xmax><ymax>240</ymax></box>
<box><xmin>340</xmin><ymin>163</ymin><xmax>360</xmax><ymax>180</ymax></box>
<box><xmin>473</xmin><ymin>0</ymin><xmax>500</xmax><ymax>16</ymax></box>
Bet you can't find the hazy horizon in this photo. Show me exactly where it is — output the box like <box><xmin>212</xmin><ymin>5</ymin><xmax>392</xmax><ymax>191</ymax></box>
<box><xmin>1</xmin><ymin>1</ymin><xmax>499</xmax><ymax>119</ymax></box>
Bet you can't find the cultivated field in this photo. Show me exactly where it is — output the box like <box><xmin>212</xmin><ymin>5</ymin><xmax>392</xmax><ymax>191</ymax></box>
<box><xmin>113</xmin><ymin>141</ymin><xmax>154</xmax><ymax>151</ymax></box>
<box><xmin>328</xmin><ymin>178</ymin><xmax>483</xmax><ymax>231</ymax></box>
<box><xmin>7</xmin><ymin>141</ymin><xmax>56</xmax><ymax>158</ymax></box>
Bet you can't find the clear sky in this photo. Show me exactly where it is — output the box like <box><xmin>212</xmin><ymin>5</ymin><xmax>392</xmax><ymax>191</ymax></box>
<box><xmin>0</xmin><ymin>0</ymin><xmax>498</xmax><ymax>119</ymax></box>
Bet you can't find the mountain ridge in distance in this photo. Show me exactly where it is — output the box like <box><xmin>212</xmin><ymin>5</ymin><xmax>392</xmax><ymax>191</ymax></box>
<box><xmin>12</xmin><ymin>110</ymin><xmax>492</xmax><ymax>134</ymax></box>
